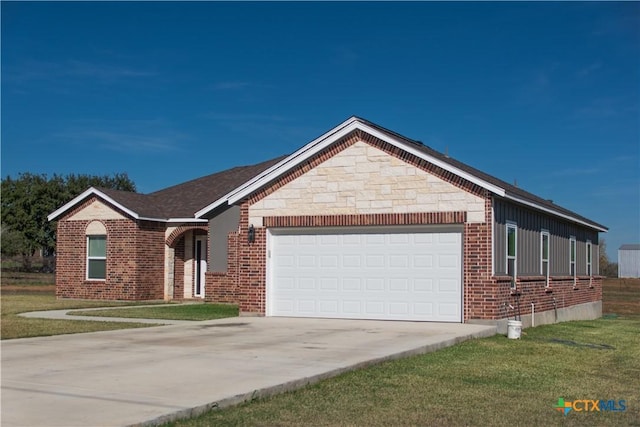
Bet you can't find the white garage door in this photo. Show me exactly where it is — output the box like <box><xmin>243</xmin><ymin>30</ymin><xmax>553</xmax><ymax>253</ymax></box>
<box><xmin>267</xmin><ymin>226</ymin><xmax>462</xmax><ymax>322</ymax></box>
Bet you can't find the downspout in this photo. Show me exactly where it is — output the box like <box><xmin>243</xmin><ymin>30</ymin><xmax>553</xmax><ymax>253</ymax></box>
<box><xmin>531</xmin><ymin>302</ymin><xmax>535</xmax><ymax>327</ymax></box>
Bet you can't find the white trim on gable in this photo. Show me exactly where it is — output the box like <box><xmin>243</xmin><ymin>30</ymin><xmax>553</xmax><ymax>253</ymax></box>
<box><xmin>503</xmin><ymin>194</ymin><xmax>607</xmax><ymax>232</ymax></box>
<box><xmin>48</xmin><ymin>188</ymin><xmax>140</xmax><ymax>222</ymax></box>
<box><xmin>195</xmin><ymin>117</ymin><xmax>507</xmax><ymax>218</ymax></box>
<box><xmin>226</xmin><ymin>120</ymin><xmax>507</xmax><ymax>205</ymax></box>
<box><xmin>47</xmin><ymin>187</ymin><xmax>208</xmax><ymax>224</ymax></box>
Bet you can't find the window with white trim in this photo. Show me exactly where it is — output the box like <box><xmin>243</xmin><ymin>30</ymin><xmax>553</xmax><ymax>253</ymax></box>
<box><xmin>569</xmin><ymin>236</ymin><xmax>576</xmax><ymax>280</ymax></box>
<box><xmin>586</xmin><ymin>240</ymin><xmax>592</xmax><ymax>276</ymax></box>
<box><xmin>541</xmin><ymin>230</ymin><xmax>550</xmax><ymax>287</ymax></box>
<box><xmin>507</xmin><ymin>223</ymin><xmax>517</xmax><ymax>289</ymax></box>
<box><xmin>87</xmin><ymin>235</ymin><xmax>106</xmax><ymax>280</ymax></box>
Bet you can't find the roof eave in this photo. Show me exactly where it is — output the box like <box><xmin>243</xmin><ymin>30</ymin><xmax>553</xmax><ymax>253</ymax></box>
<box><xmin>47</xmin><ymin>187</ymin><xmax>141</xmax><ymax>222</ymax></box>
<box><xmin>221</xmin><ymin>118</ymin><xmax>506</xmax><ymax>207</ymax></box>
<box><xmin>502</xmin><ymin>193</ymin><xmax>608</xmax><ymax>232</ymax></box>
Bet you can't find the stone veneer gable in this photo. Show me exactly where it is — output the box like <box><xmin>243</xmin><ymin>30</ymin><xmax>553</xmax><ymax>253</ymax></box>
<box><xmin>67</xmin><ymin>200</ymin><xmax>126</xmax><ymax>221</ymax></box>
<box><xmin>249</xmin><ymin>140</ymin><xmax>485</xmax><ymax>226</ymax></box>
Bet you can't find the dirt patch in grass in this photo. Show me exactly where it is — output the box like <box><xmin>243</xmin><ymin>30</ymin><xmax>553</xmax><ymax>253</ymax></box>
<box><xmin>1</xmin><ymin>271</ymin><xmax>55</xmax><ymax>286</ymax></box>
<box><xmin>603</xmin><ymin>278</ymin><xmax>640</xmax><ymax>318</ymax></box>
<box><xmin>1</xmin><ymin>284</ymin><xmax>56</xmax><ymax>293</ymax></box>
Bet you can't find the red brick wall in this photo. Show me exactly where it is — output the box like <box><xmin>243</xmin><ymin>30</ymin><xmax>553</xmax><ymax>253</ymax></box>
<box><xmin>202</xmin><ymin>130</ymin><xmax>602</xmax><ymax>321</ymax></box>
<box><xmin>205</xmin><ymin>232</ymin><xmax>239</xmax><ymax>303</ymax></box>
<box><xmin>55</xmin><ymin>197</ymin><xmax>165</xmax><ymax>300</ymax></box>
<box><xmin>135</xmin><ymin>220</ymin><xmax>165</xmax><ymax>299</ymax></box>
<box><xmin>173</xmin><ymin>236</ymin><xmax>185</xmax><ymax>299</ymax></box>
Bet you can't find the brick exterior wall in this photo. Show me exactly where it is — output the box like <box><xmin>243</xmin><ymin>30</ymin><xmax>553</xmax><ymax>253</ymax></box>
<box><xmin>57</xmin><ymin>129</ymin><xmax>601</xmax><ymax>321</ymax></box>
<box><xmin>55</xmin><ymin>196</ymin><xmax>165</xmax><ymax>300</ymax></box>
<box><xmin>173</xmin><ymin>236</ymin><xmax>185</xmax><ymax>299</ymax></box>
<box><xmin>204</xmin><ymin>129</ymin><xmax>602</xmax><ymax>322</ymax></box>
<box><xmin>205</xmin><ymin>232</ymin><xmax>239</xmax><ymax>304</ymax></box>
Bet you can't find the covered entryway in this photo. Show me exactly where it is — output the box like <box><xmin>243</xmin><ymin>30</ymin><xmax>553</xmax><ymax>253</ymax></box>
<box><xmin>266</xmin><ymin>226</ymin><xmax>463</xmax><ymax>322</ymax></box>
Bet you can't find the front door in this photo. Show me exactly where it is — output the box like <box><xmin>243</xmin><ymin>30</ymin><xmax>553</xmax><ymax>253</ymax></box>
<box><xmin>194</xmin><ymin>235</ymin><xmax>207</xmax><ymax>298</ymax></box>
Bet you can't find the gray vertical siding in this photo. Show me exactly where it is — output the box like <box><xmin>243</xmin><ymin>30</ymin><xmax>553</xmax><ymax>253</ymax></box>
<box><xmin>208</xmin><ymin>205</ymin><xmax>240</xmax><ymax>272</ymax></box>
<box><xmin>618</xmin><ymin>249</ymin><xmax>640</xmax><ymax>277</ymax></box>
<box><xmin>494</xmin><ymin>199</ymin><xmax>599</xmax><ymax>276</ymax></box>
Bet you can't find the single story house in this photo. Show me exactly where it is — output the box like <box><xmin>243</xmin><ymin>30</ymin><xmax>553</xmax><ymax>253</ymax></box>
<box><xmin>48</xmin><ymin>117</ymin><xmax>607</xmax><ymax>329</ymax></box>
<box><xmin>618</xmin><ymin>244</ymin><xmax>640</xmax><ymax>278</ymax></box>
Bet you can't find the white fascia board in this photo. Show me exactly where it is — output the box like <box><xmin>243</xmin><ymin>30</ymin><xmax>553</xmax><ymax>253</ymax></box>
<box><xmin>165</xmin><ymin>218</ymin><xmax>208</xmax><ymax>223</ymax></box>
<box><xmin>226</xmin><ymin>118</ymin><xmax>505</xmax><ymax>205</ymax></box>
<box><xmin>358</xmin><ymin>123</ymin><xmax>507</xmax><ymax>197</ymax></box>
<box><xmin>226</xmin><ymin>118</ymin><xmax>362</xmax><ymax>205</ymax></box>
<box><xmin>504</xmin><ymin>194</ymin><xmax>607</xmax><ymax>232</ymax></box>
<box><xmin>47</xmin><ymin>187</ymin><xmax>141</xmax><ymax>221</ymax></box>
<box><xmin>194</xmin><ymin>197</ymin><xmax>230</xmax><ymax>218</ymax></box>
<box><xmin>195</xmin><ymin>117</ymin><xmax>362</xmax><ymax>217</ymax></box>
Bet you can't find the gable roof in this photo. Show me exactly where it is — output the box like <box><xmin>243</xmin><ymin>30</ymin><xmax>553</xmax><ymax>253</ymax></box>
<box><xmin>47</xmin><ymin>156</ymin><xmax>286</xmax><ymax>222</ymax></box>
<box><xmin>48</xmin><ymin>116</ymin><xmax>606</xmax><ymax>232</ymax></box>
<box><xmin>196</xmin><ymin>116</ymin><xmax>607</xmax><ymax>232</ymax></box>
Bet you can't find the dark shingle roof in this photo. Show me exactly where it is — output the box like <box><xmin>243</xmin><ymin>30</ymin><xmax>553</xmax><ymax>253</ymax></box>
<box><xmin>97</xmin><ymin>156</ymin><xmax>287</xmax><ymax>220</ymax></box>
<box><xmin>78</xmin><ymin>117</ymin><xmax>605</xmax><ymax>231</ymax></box>
<box><xmin>356</xmin><ymin>117</ymin><xmax>607</xmax><ymax>231</ymax></box>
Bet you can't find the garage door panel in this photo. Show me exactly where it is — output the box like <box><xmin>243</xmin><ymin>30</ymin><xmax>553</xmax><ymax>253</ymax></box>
<box><xmin>439</xmin><ymin>278</ymin><xmax>459</xmax><ymax>292</ymax></box>
<box><xmin>389</xmin><ymin>278</ymin><xmax>409</xmax><ymax>291</ymax></box>
<box><xmin>414</xmin><ymin>302</ymin><xmax>434</xmax><ymax>315</ymax></box>
<box><xmin>269</xmin><ymin>228</ymin><xmax>462</xmax><ymax>322</ymax></box>
<box><xmin>320</xmin><ymin>278</ymin><xmax>338</xmax><ymax>290</ymax></box>
<box><xmin>366</xmin><ymin>278</ymin><xmax>385</xmax><ymax>291</ymax></box>
<box><xmin>414</xmin><ymin>278</ymin><xmax>433</xmax><ymax>292</ymax></box>
<box><xmin>342</xmin><ymin>278</ymin><xmax>362</xmax><ymax>291</ymax></box>
<box><xmin>389</xmin><ymin>302</ymin><xmax>409</xmax><ymax>315</ymax></box>
<box><xmin>365</xmin><ymin>301</ymin><xmax>385</xmax><ymax>315</ymax></box>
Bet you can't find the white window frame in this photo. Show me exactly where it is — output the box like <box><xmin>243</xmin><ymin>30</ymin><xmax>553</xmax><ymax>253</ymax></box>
<box><xmin>541</xmin><ymin>230</ymin><xmax>550</xmax><ymax>287</ymax></box>
<box><xmin>506</xmin><ymin>222</ymin><xmax>517</xmax><ymax>289</ymax></box>
<box><xmin>569</xmin><ymin>236</ymin><xmax>577</xmax><ymax>283</ymax></box>
<box><xmin>586</xmin><ymin>240</ymin><xmax>592</xmax><ymax>277</ymax></box>
<box><xmin>87</xmin><ymin>235</ymin><xmax>107</xmax><ymax>281</ymax></box>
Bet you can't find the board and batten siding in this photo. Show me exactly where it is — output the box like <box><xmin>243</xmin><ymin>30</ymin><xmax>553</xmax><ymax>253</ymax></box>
<box><xmin>493</xmin><ymin>199</ymin><xmax>599</xmax><ymax>277</ymax></box>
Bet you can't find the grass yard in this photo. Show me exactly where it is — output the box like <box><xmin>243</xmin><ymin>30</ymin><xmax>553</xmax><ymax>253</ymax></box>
<box><xmin>2</xmin><ymin>272</ymin><xmax>638</xmax><ymax>425</ymax></box>
<box><xmin>164</xmin><ymin>278</ymin><xmax>640</xmax><ymax>427</ymax></box>
<box><xmin>68</xmin><ymin>303</ymin><xmax>239</xmax><ymax>321</ymax></box>
<box><xmin>0</xmin><ymin>271</ymin><xmax>239</xmax><ymax>339</ymax></box>
<box><xmin>1</xmin><ymin>272</ymin><xmax>152</xmax><ymax>339</ymax></box>
<box><xmin>0</xmin><ymin>293</ymin><xmax>155</xmax><ymax>339</ymax></box>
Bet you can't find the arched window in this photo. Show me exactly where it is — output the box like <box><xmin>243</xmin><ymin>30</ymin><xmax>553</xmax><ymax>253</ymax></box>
<box><xmin>86</xmin><ymin>221</ymin><xmax>107</xmax><ymax>280</ymax></box>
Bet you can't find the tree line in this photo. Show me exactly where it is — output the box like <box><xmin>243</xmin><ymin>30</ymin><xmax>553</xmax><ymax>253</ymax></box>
<box><xmin>1</xmin><ymin>172</ymin><xmax>135</xmax><ymax>270</ymax></box>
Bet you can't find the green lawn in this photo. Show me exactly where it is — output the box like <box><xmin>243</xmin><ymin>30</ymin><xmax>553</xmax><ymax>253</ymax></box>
<box><xmin>68</xmin><ymin>303</ymin><xmax>239</xmax><ymax>321</ymax></box>
<box><xmin>0</xmin><ymin>293</ymin><xmax>154</xmax><ymax>339</ymax></box>
<box><xmin>165</xmin><ymin>316</ymin><xmax>640</xmax><ymax>427</ymax></box>
<box><xmin>2</xmin><ymin>273</ymin><xmax>638</xmax><ymax>425</ymax></box>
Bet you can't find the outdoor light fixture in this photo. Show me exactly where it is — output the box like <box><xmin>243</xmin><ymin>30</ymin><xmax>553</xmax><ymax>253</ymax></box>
<box><xmin>248</xmin><ymin>224</ymin><xmax>255</xmax><ymax>243</ymax></box>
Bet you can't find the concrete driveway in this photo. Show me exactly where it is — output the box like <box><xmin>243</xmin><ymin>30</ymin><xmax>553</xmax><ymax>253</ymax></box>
<box><xmin>1</xmin><ymin>317</ymin><xmax>495</xmax><ymax>427</ymax></box>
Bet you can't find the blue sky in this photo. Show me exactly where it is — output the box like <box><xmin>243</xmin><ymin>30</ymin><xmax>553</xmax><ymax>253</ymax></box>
<box><xmin>2</xmin><ymin>2</ymin><xmax>639</xmax><ymax>259</ymax></box>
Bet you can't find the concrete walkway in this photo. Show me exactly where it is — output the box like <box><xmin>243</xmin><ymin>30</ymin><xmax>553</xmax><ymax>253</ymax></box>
<box><xmin>2</xmin><ymin>317</ymin><xmax>496</xmax><ymax>427</ymax></box>
<box><xmin>19</xmin><ymin>305</ymin><xmax>196</xmax><ymax>325</ymax></box>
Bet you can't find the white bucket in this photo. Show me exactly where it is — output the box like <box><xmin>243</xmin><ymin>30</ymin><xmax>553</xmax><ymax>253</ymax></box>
<box><xmin>507</xmin><ymin>320</ymin><xmax>522</xmax><ymax>339</ymax></box>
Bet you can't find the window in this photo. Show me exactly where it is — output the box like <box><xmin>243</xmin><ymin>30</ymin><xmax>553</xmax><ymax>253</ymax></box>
<box><xmin>569</xmin><ymin>236</ymin><xmax>576</xmax><ymax>280</ymax></box>
<box><xmin>507</xmin><ymin>223</ymin><xmax>517</xmax><ymax>289</ymax></box>
<box><xmin>87</xmin><ymin>235</ymin><xmax>106</xmax><ymax>280</ymax></box>
<box><xmin>586</xmin><ymin>240</ymin><xmax>592</xmax><ymax>276</ymax></box>
<box><xmin>541</xmin><ymin>230</ymin><xmax>550</xmax><ymax>286</ymax></box>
